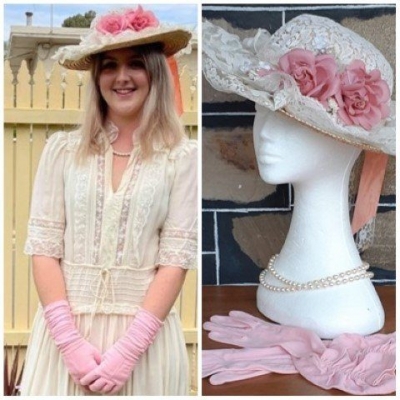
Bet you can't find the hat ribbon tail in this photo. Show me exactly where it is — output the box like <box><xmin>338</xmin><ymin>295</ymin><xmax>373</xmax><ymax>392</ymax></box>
<box><xmin>351</xmin><ymin>151</ymin><xmax>389</xmax><ymax>235</ymax></box>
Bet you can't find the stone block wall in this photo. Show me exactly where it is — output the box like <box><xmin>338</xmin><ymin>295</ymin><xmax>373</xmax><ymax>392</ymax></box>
<box><xmin>202</xmin><ymin>4</ymin><xmax>396</xmax><ymax>286</ymax></box>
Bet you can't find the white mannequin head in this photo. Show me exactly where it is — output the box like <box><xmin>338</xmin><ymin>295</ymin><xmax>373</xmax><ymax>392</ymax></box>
<box><xmin>253</xmin><ymin>106</ymin><xmax>384</xmax><ymax>338</ymax></box>
<box><xmin>253</xmin><ymin>105</ymin><xmax>362</xmax><ymax>185</ymax></box>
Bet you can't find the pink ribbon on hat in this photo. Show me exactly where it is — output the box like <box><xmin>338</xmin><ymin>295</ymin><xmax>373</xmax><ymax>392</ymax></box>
<box><xmin>167</xmin><ymin>57</ymin><xmax>183</xmax><ymax>116</ymax></box>
<box><xmin>351</xmin><ymin>151</ymin><xmax>389</xmax><ymax>236</ymax></box>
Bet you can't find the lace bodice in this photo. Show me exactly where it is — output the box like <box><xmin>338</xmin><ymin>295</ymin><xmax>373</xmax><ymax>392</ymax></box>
<box><xmin>25</xmin><ymin>130</ymin><xmax>197</xmax><ymax>315</ymax></box>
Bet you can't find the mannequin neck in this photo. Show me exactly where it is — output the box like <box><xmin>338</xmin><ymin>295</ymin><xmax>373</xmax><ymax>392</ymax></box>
<box><xmin>279</xmin><ymin>160</ymin><xmax>362</xmax><ymax>276</ymax></box>
<box><xmin>292</xmin><ymin>172</ymin><xmax>351</xmax><ymax>237</ymax></box>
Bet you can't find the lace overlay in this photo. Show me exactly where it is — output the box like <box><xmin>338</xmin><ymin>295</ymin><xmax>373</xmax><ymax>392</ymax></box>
<box><xmin>128</xmin><ymin>154</ymin><xmax>165</xmax><ymax>266</ymax></box>
<box><xmin>116</xmin><ymin>155</ymin><xmax>142</xmax><ymax>266</ymax></box>
<box><xmin>92</xmin><ymin>154</ymin><xmax>106</xmax><ymax>265</ymax></box>
<box><xmin>355</xmin><ymin>218</ymin><xmax>376</xmax><ymax>252</ymax></box>
<box><xmin>73</xmin><ymin>165</ymin><xmax>91</xmax><ymax>264</ymax></box>
<box><xmin>157</xmin><ymin>226</ymin><xmax>197</xmax><ymax>269</ymax></box>
<box><xmin>25</xmin><ymin>218</ymin><xmax>65</xmax><ymax>258</ymax></box>
<box><xmin>203</xmin><ymin>15</ymin><xmax>395</xmax><ymax>155</ymax></box>
<box><xmin>24</xmin><ymin>131</ymin><xmax>197</xmax><ymax>315</ymax></box>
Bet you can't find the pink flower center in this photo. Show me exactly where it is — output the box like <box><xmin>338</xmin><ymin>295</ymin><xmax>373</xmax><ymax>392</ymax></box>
<box><xmin>355</xmin><ymin>98</ymin><xmax>366</xmax><ymax>110</ymax></box>
<box><xmin>293</xmin><ymin>67</ymin><xmax>312</xmax><ymax>81</ymax></box>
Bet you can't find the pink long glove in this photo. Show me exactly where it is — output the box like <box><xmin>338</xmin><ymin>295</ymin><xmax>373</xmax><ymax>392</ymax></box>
<box><xmin>204</xmin><ymin>310</ymin><xmax>326</xmax><ymax>356</ymax></box>
<box><xmin>294</xmin><ymin>332</ymin><xmax>396</xmax><ymax>395</ymax></box>
<box><xmin>43</xmin><ymin>300</ymin><xmax>101</xmax><ymax>386</ymax></box>
<box><xmin>204</xmin><ymin>311</ymin><xmax>396</xmax><ymax>395</ymax></box>
<box><xmin>80</xmin><ymin>308</ymin><xmax>163</xmax><ymax>395</ymax></box>
<box><xmin>203</xmin><ymin>346</ymin><xmax>297</xmax><ymax>385</ymax></box>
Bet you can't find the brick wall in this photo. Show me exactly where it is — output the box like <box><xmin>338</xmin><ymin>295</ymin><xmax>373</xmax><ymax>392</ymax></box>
<box><xmin>202</xmin><ymin>3</ymin><xmax>396</xmax><ymax>286</ymax></box>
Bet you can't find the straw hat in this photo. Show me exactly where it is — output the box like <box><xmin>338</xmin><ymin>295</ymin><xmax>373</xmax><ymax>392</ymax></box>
<box><xmin>203</xmin><ymin>14</ymin><xmax>395</xmax><ymax>155</ymax></box>
<box><xmin>54</xmin><ymin>5</ymin><xmax>192</xmax><ymax>71</ymax></box>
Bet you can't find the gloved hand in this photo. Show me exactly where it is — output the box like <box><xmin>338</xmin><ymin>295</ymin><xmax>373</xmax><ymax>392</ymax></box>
<box><xmin>204</xmin><ymin>310</ymin><xmax>326</xmax><ymax>356</ymax></box>
<box><xmin>43</xmin><ymin>300</ymin><xmax>101</xmax><ymax>387</ymax></box>
<box><xmin>80</xmin><ymin>308</ymin><xmax>163</xmax><ymax>395</ymax></box>
<box><xmin>203</xmin><ymin>346</ymin><xmax>297</xmax><ymax>385</ymax></box>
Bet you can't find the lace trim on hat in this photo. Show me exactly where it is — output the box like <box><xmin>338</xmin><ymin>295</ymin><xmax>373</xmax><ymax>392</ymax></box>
<box><xmin>202</xmin><ymin>16</ymin><xmax>395</xmax><ymax>155</ymax></box>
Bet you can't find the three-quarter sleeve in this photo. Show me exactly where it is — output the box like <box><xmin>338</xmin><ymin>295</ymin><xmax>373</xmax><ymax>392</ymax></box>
<box><xmin>24</xmin><ymin>132</ymin><xmax>68</xmax><ymax>259</ymax></box>
<box><xmin>157</xmin><ymin>140</ymin><xmax>198</xmax><ymax>269</ymax></box>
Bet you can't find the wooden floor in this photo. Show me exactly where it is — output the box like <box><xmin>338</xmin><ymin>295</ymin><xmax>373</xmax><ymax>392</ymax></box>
<box><xmin>202</xmin><ymin>285</ymin><xmax>395</xmax><ymax>396</ymax></box>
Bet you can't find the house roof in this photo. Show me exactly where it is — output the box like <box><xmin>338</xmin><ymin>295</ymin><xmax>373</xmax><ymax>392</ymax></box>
<box><xmin>7</xmin><ymin>26</ymin><xmax>88</xmax><ymax>65</ymax></box>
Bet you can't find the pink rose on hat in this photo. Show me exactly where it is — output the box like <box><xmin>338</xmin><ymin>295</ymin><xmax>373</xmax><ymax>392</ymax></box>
<box><xmin>278</xmin><ymin>50</ymin><xmax>391</xmax><ymax>131</ymax></box>
<box><xmin>96</xmin><ymin>13</ymin><xmax>128</xmax><ymax>35</ymax></box>
<box><xmin>279</xmin><ymin>49</ymin><xmax>340</xmax><ymax>107</ymax></box>
<box><xmin>126</xmin><ymin>5</ymin><xmax>159</xmax><ymax>31</ymax></box>
<box><xmin>95</xmin><ymin>6</ymin><xmax>159</xmax><ymax>35</ymax></box>
<box><xmin>337</xmin><ymin>60</ymin><xmax>391</xmax><ymax>130</ymax></box>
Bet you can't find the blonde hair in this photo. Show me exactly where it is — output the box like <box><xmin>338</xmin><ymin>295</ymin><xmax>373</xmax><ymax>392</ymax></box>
<box><xmin>77</xmin><ymin>44</ymin><xmax>186</xmax><ymax>160</ymax></box>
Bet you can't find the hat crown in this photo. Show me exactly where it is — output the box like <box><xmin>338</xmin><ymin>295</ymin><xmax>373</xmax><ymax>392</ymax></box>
<box><xmin>268</xmin><ymin>14</ymin><xmax>393</xmax><ymax>93</ymax></box>
<box><xmin>53</xmin><ymin>5</ymin><xmax>192</xmax><ymax>70</ymax></box>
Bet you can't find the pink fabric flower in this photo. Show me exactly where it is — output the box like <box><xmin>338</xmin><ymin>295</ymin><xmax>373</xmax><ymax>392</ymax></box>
<box><xmin>96</xmin><ymin>13</ymin><xmax>128</xmax><ymax>35</ymax></box>
<box><xmin>337</xmin><ymin>60</ymin><xmax>390</xmax><ymax>130</ymax></box>
<box><xmin>279</xmin><ymin>49</ymin><xmax>340</xmax><ymax>106</ymax></box>
<box><xmin>126</xmin><ymin>5</ymin><xmax>159</xmax><ymax>32</ymax></box>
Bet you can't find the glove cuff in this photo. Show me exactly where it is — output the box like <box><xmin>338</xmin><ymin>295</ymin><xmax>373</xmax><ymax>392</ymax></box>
<box><xmin>43</xmin><ymin>299</ymin><xmax>82</xmax><ymax>353</ymax></box>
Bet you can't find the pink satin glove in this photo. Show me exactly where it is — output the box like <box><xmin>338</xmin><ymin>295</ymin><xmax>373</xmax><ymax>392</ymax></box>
<box><xmin>203</xmin><ymin>346</ymin><xmax>297</xmax><ymax>385</ymax></box>
<box><xmin>204</xmin><ymin>310</ymin><xmax>325</xmax><ymax>356</ymax></box>
<box><xmin>80</xmin><ymin>308</ymin><xmax>163</xmax><ymax>395</ymax></box>
<box><xmin>43</xmin><ymin>300</ymin><xmax>101</xmax><ymax>386</ymax></box>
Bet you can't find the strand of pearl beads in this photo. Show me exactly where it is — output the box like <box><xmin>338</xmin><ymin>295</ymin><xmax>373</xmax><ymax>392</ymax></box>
<box><xmin>259</xmin><ymin>254</ymin><xmax>374</xmax><ymax>292</ymax></box>
<box><xmin>112</xmin><ymin>148</ymin><xmax>132</xmax><ymax>157</ymax></box>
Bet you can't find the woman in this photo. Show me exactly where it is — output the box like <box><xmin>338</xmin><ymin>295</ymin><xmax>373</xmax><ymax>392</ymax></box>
<box><xmin>21</xmin><ymin>5</ymin><xmax>197</xmax><ymax>396</ymax></box>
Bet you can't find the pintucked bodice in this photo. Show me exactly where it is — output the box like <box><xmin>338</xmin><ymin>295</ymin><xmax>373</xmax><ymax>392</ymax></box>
<box><xmin>25</xmin><ymin>130</ymin><xmax>197</xmax><ymax>315</ymax></box>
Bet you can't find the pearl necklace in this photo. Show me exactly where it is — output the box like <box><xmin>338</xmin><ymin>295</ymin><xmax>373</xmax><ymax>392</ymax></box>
<box><xmin>259</xmin><ymin>254</ymin><xmax>374</xmax><ymax>292</ymax></box>
<box><xmin>112</xmin><ymin>148</ymin><xmax>132</xmax><ymax>157</ymax></box>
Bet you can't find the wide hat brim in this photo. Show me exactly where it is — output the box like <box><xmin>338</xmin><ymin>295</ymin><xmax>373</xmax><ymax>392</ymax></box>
<box><xmin>202</xmin><ymin>18</ymin><xmax>395</xmax><ymax>156</ymax></box>
<box><xmin>206</xmin><ymin>65</ymin><xmax>396</xmax><ymax>155</ymax></box>
<box><xmin>279</xmin><ymin>105</ymin><xmax>395</xmax><ymax>155</ymax></box>
<box><xmin>57</xmin><ymin>27</ymin><xmax>192</xmax><ymax>70</ymax></box>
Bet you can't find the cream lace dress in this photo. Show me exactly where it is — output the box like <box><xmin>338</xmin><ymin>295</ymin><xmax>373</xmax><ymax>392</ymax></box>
<box><xmin>21</xmin><ymin>129</ymin><xmax>197</xmax><ymax>396</ymax></box>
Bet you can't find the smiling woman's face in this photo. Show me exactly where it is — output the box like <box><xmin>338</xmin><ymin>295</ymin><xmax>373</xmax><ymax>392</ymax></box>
<box><xmin>98</xmin><ymin>47</ymin><xmax>150</xmax><ymax>123</ymax></box>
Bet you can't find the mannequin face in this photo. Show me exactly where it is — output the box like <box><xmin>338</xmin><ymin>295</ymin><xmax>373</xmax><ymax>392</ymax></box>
<box><xmin>253</xmin><ymin>105</ymin><xmax>360</xmax><ymax>184</ymax></box>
